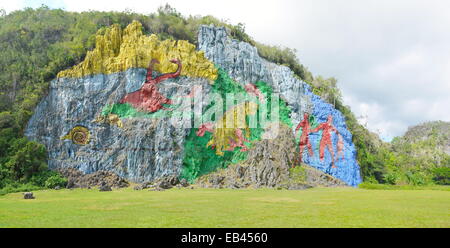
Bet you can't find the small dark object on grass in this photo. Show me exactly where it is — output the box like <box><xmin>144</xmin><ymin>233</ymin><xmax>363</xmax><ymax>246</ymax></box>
<box><xmin>23</xmin><ymin>192</ymin><xmax>35</xmax><ymax>199</ymax></box>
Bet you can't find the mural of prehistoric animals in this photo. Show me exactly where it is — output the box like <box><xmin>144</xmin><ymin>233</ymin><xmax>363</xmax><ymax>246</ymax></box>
<box><xmin>25</xmin><ymin>21</ymin><xmax>362</xmax><ymax>187</ymax></box>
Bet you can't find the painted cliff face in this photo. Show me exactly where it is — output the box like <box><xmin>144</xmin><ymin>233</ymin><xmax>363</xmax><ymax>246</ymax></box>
<box><xmin>25</xmin><ymin>21</ymin><xmax>362</xmax><ymax>186</ymax></box>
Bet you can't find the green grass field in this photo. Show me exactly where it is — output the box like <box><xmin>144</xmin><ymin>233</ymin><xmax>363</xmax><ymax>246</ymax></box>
<box><xmin>0</xmin><ymin>187</ymin><xmax>449</xmax><ymax>228</ymax></box>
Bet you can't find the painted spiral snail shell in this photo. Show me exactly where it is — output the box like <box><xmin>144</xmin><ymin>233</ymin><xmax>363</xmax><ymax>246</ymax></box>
<box><xmin>61</xmin><ymin>126</ymin><xmax>90</xmax><ymax>145</ymax></box>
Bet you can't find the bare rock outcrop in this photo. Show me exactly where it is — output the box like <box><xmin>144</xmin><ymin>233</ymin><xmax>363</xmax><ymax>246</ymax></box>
<box><xmin>58</xmin><ymin>168</ymin><xmax>129</xmax><ymax>189</ymax></box>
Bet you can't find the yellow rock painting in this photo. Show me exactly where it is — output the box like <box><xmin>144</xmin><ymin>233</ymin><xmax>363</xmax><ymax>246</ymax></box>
<box><xmin>207</xmin><ymin>102</ymin><xmax>258</xmax><ymax>156</ymax></box>
<box><xmin>57</xmin><ymin>21</ymin><xmax>217</xmax><ymax>81</ymax></box>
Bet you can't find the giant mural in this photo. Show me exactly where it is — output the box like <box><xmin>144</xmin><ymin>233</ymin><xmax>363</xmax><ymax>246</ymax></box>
<box><xmin>25</xmin><ymin>21</ymin><xmax>362</xmax><ymax>186</ymax></box>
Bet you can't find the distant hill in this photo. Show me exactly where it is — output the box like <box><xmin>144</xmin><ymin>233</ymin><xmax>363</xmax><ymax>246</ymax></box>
<box><xmin>400</xmin><ymin>121</ymin><xmax>450</xmax><ymax>155</ymax></box>
<box><xmin>384</xmin><ymin>121</ymin><xmax>450</xmax><ymax>185</ymax></box>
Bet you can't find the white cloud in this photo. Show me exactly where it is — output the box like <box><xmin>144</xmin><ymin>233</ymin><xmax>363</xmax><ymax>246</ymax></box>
<box><xmin>0</xmin><ymin>0</ymin><xmax>25</xmax><ymax>13</ymax></box>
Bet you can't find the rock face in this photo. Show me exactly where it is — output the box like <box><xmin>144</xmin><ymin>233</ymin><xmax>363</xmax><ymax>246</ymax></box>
<box><xmin>25</xmin><ymin>21</ymin><xmax>215</xmax><ymax>183</ymax></box>
<box><xmin>25</xmin><ymin>22</ymin><xmax>362</xmax><ymax>187</ymax></box>
<box><xmin>198</xmin><ymin>25</ymin><xmax>361</xmax><ymax>186</ymax></box>
<box><xmin>57</xmin><ymin>21</ymin><xmax>217</xmax><ymax>80</ymax></box>
<box><xmin>58</xmin><ymin>168</ymin><xmax>129</xmax><ymax>189</ymax></box>
<box><xmin>301</xmin><ymin>165</ymin><xmax>348</xmax><ymax>187</ymax></box>
<box><xmin>99</xmin><ymin>183</ymin><xmax>112</xmax><ymax>191</ymax></box>
<box><xmin>25</xmin><ymin>68</ymin><xmax>207</xmax><ymax>182</ymax></box>
<box><xmin>196</xmin><ymin>124</ymin><xmax>296</xmax><ymax>188</ymax></box>
<box><xmin>134</xmin><ymin>176</ymin><xmax>189</xmax><ymax>190</ymax></box>
<box><xmin>196</xmin><ymin>124</ymin><xmax>347</xmax><ymax>189</ymax></box>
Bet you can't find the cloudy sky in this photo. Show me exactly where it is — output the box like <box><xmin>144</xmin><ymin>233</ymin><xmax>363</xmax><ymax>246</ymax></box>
<box><xmin>2</xmin><ymin>0</ymin><xmax>450</xmax><ymax>141</ymax></box>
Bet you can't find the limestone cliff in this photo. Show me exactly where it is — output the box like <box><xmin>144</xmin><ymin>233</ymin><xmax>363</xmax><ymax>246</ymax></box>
<box><xmin>25</xmin><ymin>21</ymin><xmax>362</xmax><ymax>186</ymax></box>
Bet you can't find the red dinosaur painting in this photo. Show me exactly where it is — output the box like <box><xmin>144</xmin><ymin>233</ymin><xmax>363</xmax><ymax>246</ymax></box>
<box><xmin>295</xmin><ymin>112</ymin><xmax>314</xmax><ymax>165</ymax></box>
<box><xmin>120</xmin><ymin>58</ymin><xmax>182</xmax><ymax>113</ymax></box>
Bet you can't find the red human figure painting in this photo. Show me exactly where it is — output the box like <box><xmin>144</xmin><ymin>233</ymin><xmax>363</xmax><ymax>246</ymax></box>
<box><xmin>310</xmin><ymin>115</ymin><xmax>340</xmax><ymax>168</ymax></box>
<box><xmin>295</xmin><ymin>113</ymin><xmax>314</xmax><ymax>166</ymax></box>
<box><xmin>120</xmin><ymin>58</ymin><xmax>182</xmax><ymax>113</ymax></box>
<box><xmin>244</xmin><ymin>83</ymin><xmax>265</xmax><ymax>103</ymax></box>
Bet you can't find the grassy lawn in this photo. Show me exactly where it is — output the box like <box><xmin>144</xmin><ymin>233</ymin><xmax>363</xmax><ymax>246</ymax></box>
<box><xmin>0</xmin><ymin>187</ymin><xmax>449</xmax><ymax>228</ymax></box>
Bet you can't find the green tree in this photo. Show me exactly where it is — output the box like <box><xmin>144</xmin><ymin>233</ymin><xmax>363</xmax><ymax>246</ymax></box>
<box><xmin>4</xmin><ymin>138</ymin><xmax>47</xmax><ymax>181</ymax></box>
